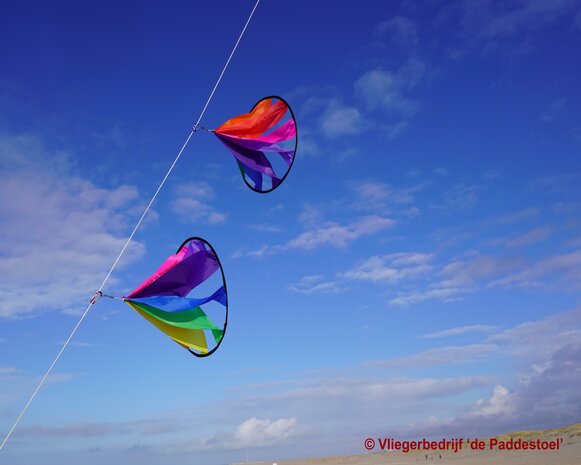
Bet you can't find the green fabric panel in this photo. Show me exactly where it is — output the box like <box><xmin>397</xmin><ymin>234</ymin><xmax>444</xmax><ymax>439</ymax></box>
<box><xmin>212</xmin><ymin>328</ymin><xmax>224</xmax><ymax>344</ymax></box>
<box><xmin>126</xmin><ymin>300</ymin><xmax>221</xmax><ymax>331</ymax></box>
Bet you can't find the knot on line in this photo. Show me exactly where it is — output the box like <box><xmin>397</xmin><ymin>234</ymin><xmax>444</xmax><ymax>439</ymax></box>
<box><xmin>89</xmin><ymin>291</ymin><xmax>117</xmax><ymax>305</ymax></box>
<box><xmin>193</xmin><ymin>124</ymin><xmax>211</xmax><ymax>133</ymax></box>
<box><xmin>89</xmin><ymin>291</ymin><xmax>103</xmax><ymax>305</ymax></box>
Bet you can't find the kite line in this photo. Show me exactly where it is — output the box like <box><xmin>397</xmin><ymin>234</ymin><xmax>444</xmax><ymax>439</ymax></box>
<box><xmin>0</xmin><ymin>0</ymin><xmax>261</xmax><ymax>452</ymax></box>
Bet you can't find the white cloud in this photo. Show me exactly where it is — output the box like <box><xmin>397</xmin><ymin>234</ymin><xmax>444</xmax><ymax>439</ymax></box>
<box><xmin>340</xmin><ymin>252</ymin><xmax>433</xmax><ymax>284</ymax></box>
<box><xmin>1</xmin><ymin>366</ymin><xmax>75</xmax><ymax>408</ymax></box>
<box><xmin>488</xmin><ymin>207</ymin><xmax>540</xmax><ymax>225</ymax></box>
<box><xmin>288</xmin><ymin>275</ymin><xmax>346</xmax><ymax>295</ymax></box>
<box><xmin>434</xmin><ymin>167</ymin><xmax>451</xmax><ymax>176</ymax></box>
<box><xmin>450</xmin><ymin>0</ymin><xmax>581</xmax><ymax>57</ymax></box>
<box><xmin>157</xmin><ymin>417</ymin><xmax>299</xmax><ymax>454</ymax></box>
<box><xmin>382</xmin><ymin>254</ymin><xmax>522</xmax><ymax>306</ymax></box>
<box><xmin>385</xmin><ymin>247</ymin><xmax>581</xmax><ymax>307</ymax></box>
<box><xmin>476</xmin><ymin>0</ymin><xmax>579</xmax><ymax>40</ymax></box>
<box><xmin>247</xmin><ymin>223</ymin><xmax>283</xmax><ymax>233</ymax></box>
<box><xmin>505</xmin><ymin>226</ymin><xmax>552</xmax><ymax>248</ymax></box>
<box><xmin>19</xmin><ymin>423</ymin><xmax>115</xmax><ymax>438</ymax></box>
<box><xmin>296</xmin><ymin>128</ymin><xmax>322</xmax><ymax>157</ymax></box>
<box><xmin>15</xmin><ymin>312</ymin><xmax>581</xmax><ymax>458</ymax></box>
<box><xmin>419</xmin><ymin>325</ymin><xmax>499</xmax><ymax>339</ymax></box>
<box><xmin>301</xmin><ymin>94</ymin><xmax>367</xmax><ymax>139</ymax></box>
<box><xmin>404</xmin><ymin>309</ymin><xmax>581</xmax><ymax>436</ymax></box>
<box><xmin>491</xmin><ymin>249</ymin><xmax>581</xmax><ymax>290</ymax></box>
<box><xmin>320</xmin><ymin>101</ymin><xmax>366</xmax><ymax>138</ymax></box>
<box><xmin>354</xmin><ymin>181</ymin><xmax>391</xmax><ymax>204</ymax></box>
<box><xmin>530</xmin><ymin>172</ymin><xmax>580</xmax><ymax>195</ymax></box>
<box><xmin>285</xmin><ymin>216</ymin><xmax>394</xmax><ymax>251</ymax></box>
<box><xmin>204</xmin><ymin>417</ymin><xmax>298</xmax><ymax>450</ymax></box>
<box><xmin>234</xmin><ymin>214</ymin><xmax>394</xmax><ymax>259</ymax></box>
<box><xmin>17</xmin><ymin>417</ymin><xmax>183</xmax><ymax>438</ymax></box>
<box><xmin>297</xmin><ymin>58</ymin><xmax>427</xmax><ymax>141</ymax></box>
<box><xmin>416</xmin><ymin>341</ymin><xmax>581</xmax><ymax>437</ymax></box>
<box><xmin>367</xmin><ymin>344</ymin><xmax>497</xmax><ymax>367</ymax></box>
<box><xmin>488</xmin><ymin>308</ymin><xmax>581</xmax><ymax>356</ymax></box>
<box><xmin>540</xmin><ymin>98</ymin><xmax>566</xmax><ymax>122</ymax></box>
<box><xmin>0</xmin><ymin>131</ymin><xmax>145</xmax><ymax>318</ymax></box>
<box><xmin>374</xmin><ymin>16</ymin><xmax>419</xmax><ymax>47</ymax></box>
<box><xmin>440</xmin><ymin>255</ymin><xmax>524</xmax><ymax>288</ymax></box>
<box><xmin>389</xmin><ymin>287</ymin><xmax>465</xmax><ymax>306</ymax></box>
<box><xmin>471</xmin><ymin>385</ymin><xmax>513</xmax><ymax>416</ymax></box>
<box><xmin>171</xmin><ymin>182</ymin><xmax>227</xmax><ymax>224</ymax></box>
<box><xmin>298</xmin><ymin>204</ymin><xmax>323</xmax><ymax>228</ymax></box>
<box><xmin>354</xmin><ymin>58</ymin><xmax>426</xmax><ymax>116</ymax></box>
<box><xmin>351</xmin><ymin>180</ymin><xmax>422</xmax><ymax>212</ymax></box>
<box><xmin>435</xmin><ymin>183</ymin><xmax>480</xmax><ymax>211</ymax></box>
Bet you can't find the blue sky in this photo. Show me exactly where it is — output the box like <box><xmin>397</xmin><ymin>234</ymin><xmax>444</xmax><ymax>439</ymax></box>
<box><xmin>1</xmin><ymin>0</ymin><xmax>581</xmax><ymax>464</ymax></box>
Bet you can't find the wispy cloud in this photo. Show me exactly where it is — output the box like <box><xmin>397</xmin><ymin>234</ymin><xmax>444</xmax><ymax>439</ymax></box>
<box><xmin>288</xmin><ymin>275</ymin><xmax>346</xmax><ymax>295</ymax></box>
<box><xmin>19</xmin><ymin>423</ymin><xmax>115</xmax><ymax>438</ymax></box>
<box><xmin>247</xmin><ymin>223</ymin><xmax>283</xmax><ymax>233</ymax></box>
<box><xmin>1</xmin><ymin>367</ymin><xmax>75</xmax><ymax>408</ymax></box>
<box><xmin>389</xmin><ymin>287</ymin><xmax>465</xmax><ymax>306</ymax></box>
<box><xmin>320</xmin><ymin>101</ymin><xmax>366</xmax><ymax>138</ymax></box>
<box><xmin>367</xmin><ymin>344</ymin><xmax>497</xmax><ymax>367</ymax></box>
<box><xmin>374</xmin><ymin>16</ymin><xmax>419</xmax><ymax>48</ymax></box>
<box><xmin>530</xmin><ymin>172</ymin><xmax>581</xmax><ymax>195</ymax></box>
<box><xmin>0</xmin><ymin>131</ymin><xmax>145</xmax><ymax>318</ymax></box>
<box><xmin>200</xmin><ymin>417</ymin><xmax>298</xmax><ymax>451</ymax></box>
<box><xmin>302</xmin><ymin>96</ymin><xmax>367</xmax><ymax>139</ymax></box>
<box><xmin>235</xmin><ymin>215</ymin><xmax>395</xmax><ymax>259</ymax></box>
<box><xmin>448</xmin><ymin>0</ymin><xmax>581</xmax><ymax>57</ymax></box>
<box><xmin>408</xmin><ymin>315</ymin><xmax>581</xmax><ymax>437</ymax></box>
<box><xmin>124</xmin><ymin>417</ymin><xmax>299</xmax><ymax>456</ymax></box>
<box><xmin>16</xmin><ymin>310</ymin><xmax>581</xmax><ymax>457</ymax></box>
<box><xmin>385</xmin><ymin>254</ymin><xmax>521</xmax><ymax>306</ymax></box>
<box><xmin>297</xmin><ymin>54</ymin><xmax>428</xmax><ymax>141</ymax></box>
<box><xmin>388</xmin><ymin>248</ymin><xmax>581</xmax><ymax>306</ymax></box>
<box><xmin>17</xmin><ymin>417</ymin><xmax>184</xmax><ymax>438</ymax></box>
<box><xmin>419</xmin><ymin>325</ymin><xmax>499</xmax><ymax>339</ymax></box>
<box><xmin>505</xmin><ymin>226</ymin><xmax>552</xmax><ymax>248</ymax></box>
<box><xmin>440</xmin><ymin>255</ymin><xmax>525</xmax><ymax>288</ymax></box>
<box><xmin>540</xmin><ymin>98</ymin><xmax>566</xmax><ymax>122</ymax></box>
<box><xmin>491</xmin><ymin>249</ymin><xmax>581</xmax><ymax>290</ymax></box>
<box><xmin>340</xmin><ymin>252</ymin><xmax>433</xmax><ymax>284</ymax></box>
<box><xmin>351</xmin><ymin>180</ymin><xmax>423</xmax><ymax>212</ymax></box>
<box><xmin>171</xmin><ymin>182</ymin><xmax>227</xmax><ymax>224</ymax></box>
<box><xmin>487</xmin><ymin>207</ymin><xmax>540</xmax><ymax>225</ymax></box>
<box><xmin>354</xmin><ymin>58</ymin><xmax>426</xmax><ymax>127</ymax></box>
<box><xmin>285</xmin><ymin>216</ymin><xmax>394</xmax><ymax>251</ymax></box>
<box><xmin>434</xmin><ymin>183</ymin><xmax>480</xmax><ymax>211</ymax></box>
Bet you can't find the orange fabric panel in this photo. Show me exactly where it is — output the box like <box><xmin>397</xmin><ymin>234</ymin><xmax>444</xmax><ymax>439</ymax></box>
<box><xmin>215</xmin><ymin>99</ymin><xmax>287</xmax><ymax>138</ymax></box>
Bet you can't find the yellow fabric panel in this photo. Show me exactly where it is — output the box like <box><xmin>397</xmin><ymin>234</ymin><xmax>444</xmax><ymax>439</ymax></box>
<box><xmin>126</xmin><ymin>301</ymin><xmax>208</xmax><ymax>353</ymax></box>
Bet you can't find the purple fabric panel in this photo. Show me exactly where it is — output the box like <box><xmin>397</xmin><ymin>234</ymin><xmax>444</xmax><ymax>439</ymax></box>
<box><xmin>222</xmin><ymin>137</ymin><xmax>292</xmax><ymax>155</ymax></box>
<box><xmin>239</xmin><ymin>161</ymin><xmax>264</xmax><ymax>190</ymax></box>
<box><xmin>216</xmin><ymin>134</ymin><xmax>295</xmax><ymax>165</ymax></box>
<box><xmin>215</xmin><ymin>134</ymin><xmax>277</xmax><ymax>177</ymax></box>
<box><xmin>129</xmin><ymin>240</ymin><xmax>219</xmax><ymax>299</ymax></box>
<box><xmin>279</xmin><ymin>149</ymin><xmax>294</xmax><ymax>166</ymax></box>
<box><xmin>128</xmin><ymin>241</ymin><xmax>198</xmax><ymax>298</ymax></box>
